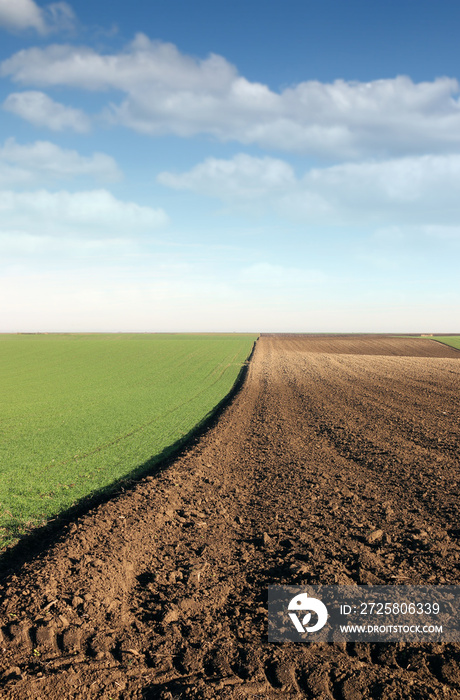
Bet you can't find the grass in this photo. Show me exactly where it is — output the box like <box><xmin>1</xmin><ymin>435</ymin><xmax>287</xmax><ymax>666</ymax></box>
<box><xmin>430</xmin><ymin>336</ymin><xmax>460</xmax><ymax>351</ymax></box>
<box><xmin>0</xmin><ymin>333</ymin><xmax>257</xmax><ymax>549</ymax></box>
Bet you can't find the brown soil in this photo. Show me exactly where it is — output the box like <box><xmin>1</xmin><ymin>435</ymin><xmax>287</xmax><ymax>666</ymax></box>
<box><xmin>0</xmin><ymin>335</ymin><xmax>459</xmax><ymax>699</ymax></box>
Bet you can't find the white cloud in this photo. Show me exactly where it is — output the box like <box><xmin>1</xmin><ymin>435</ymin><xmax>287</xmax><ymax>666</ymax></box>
<box><xmin>2</xmin><ymin>36</ymin><xmax>460</xmax><ymax>157</ymax></box>
<box><xmin>3</xmin><ymin>91</ymin><xmax>90</xmax><ymax>132</ymax></box>
<box><xmin>158</xmin><ymin>154</ymin><xmax>296</xmax><ymax>200</ymax></box>
<box><xmin>281</xmin><ymin>154</ymin><xmax>460</xmax><ymax>225</ymax></box>
<box><xmin>43</xmin><ymin>2</ymin><xmax>75</xmax><ymax>32</ymax></box>
<box><xmin>0</xmin><ymin>188</ymin><xmax>168</xmax><ymax>239</ymax></box>
<box><xmin>159</xmin><ymin>152</ymin><xmax>460</xmax><ymax>226</ymax></box>
<box><xmin>0</xmin><ymin>35</ymin><xmax>237</xmax><ymax>92</ymax></box>
<box><xmin>0</xmin><ymin>0</ymin><xmax>45</xmax><ymax>33</ymax></box>
<box><xmin>0</xmin><ymin>0</ymin><xmax>75</xmax><ymax>35</ymax></box>
<box><xmin>0</xmin><ymin>137</ymin><xmax>121</xmax><ymax>185</ymax></box>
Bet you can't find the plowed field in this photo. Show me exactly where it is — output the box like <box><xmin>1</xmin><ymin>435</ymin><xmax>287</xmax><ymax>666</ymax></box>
<box><xmin>0</xmin><ymin>335</ymin><xmax>459</xmax><ymax>699</ymax></box>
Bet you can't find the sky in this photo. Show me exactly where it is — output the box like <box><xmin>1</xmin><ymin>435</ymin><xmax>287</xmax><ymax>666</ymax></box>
<box><xmin>0</xmin><ymin>0</ymin><xmax>459</xmax><ymax>332</ymax></box>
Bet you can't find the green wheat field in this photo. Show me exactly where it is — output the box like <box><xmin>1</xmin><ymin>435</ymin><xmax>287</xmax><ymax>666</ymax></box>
<box><xmin>0</xmin><ymin>333</ymin><xmax>257</xmax><ymax>549</ymax></box>
<box><xmin>431</xmin><ymin>336</ymin><xmax>460</xmax><ymax>350</ymax></box>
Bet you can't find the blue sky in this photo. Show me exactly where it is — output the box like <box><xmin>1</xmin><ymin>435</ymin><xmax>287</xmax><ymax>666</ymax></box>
<box><xmin>0</xmin><ymin>0</ymin><xmax>459</xmax><ymax>332</ymax></box>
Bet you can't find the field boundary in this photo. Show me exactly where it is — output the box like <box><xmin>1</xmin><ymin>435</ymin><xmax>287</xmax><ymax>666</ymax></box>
<box><xmin>0</xmin><ymin>337</ymin><xmax>258</xmax><ymax>577</ymax></box>
<box><xmin>430</xmin><ymin>337</ymin><xmax>460</xmax><ymax>353</ymax></box>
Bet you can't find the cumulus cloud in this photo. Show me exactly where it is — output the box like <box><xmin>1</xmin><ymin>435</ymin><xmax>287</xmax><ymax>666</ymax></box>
<box><xmin>0</xmin><ymin>0</ymin><xmax>75</xmax><ymax>35</ymax></box>
<box><xmin>2</xmin><ymin>36</ymin><xmax>460</xmax><ymax>157</ymax></box>
<box><xmin>281</xmin><ymin>154</ymin><xmax>460</xmax><ymax>225</ymax></box>
<box><xmin>0</xmin><ymin>137</ymin><xmax>121</xmax><ymax>185</ymax></box>
<box><xmin>158</xmin><ymin>154</ymin><xmax>296</xmax><ymax>200</ymax></box>
<box><xmin>0</xmin><ymin>35</ymin><xmax>237</xmax><ymax>92</ymax></box>
<box><xmin>159</xmin><ymin>152</ymin><xmax>460</xmax><ymax>226</ymax></box>
<box><xmin>0</xmin><ymin>188</ymin><xmax>168</xmax><ymax>238</ymax></box>
<box><xmin>3</xmin><ymin>91</ymin><xmax>90</xmax><ymax>132</ymax></box>
<box><xmin>0</xmin><ymin>0</ymin><xmax>45</xmax><ymax>33</ymax></box>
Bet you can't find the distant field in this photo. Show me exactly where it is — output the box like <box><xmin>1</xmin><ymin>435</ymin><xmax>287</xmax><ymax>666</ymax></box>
<box><xmin>431</xmin><ymin>336</ymin><xmax>460</xmax><ymax>350</ymax></box>
<box><xmin>0</xmin><ymin>333</ymin><xmax>256</xmax><ymax>549</ymax></box>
